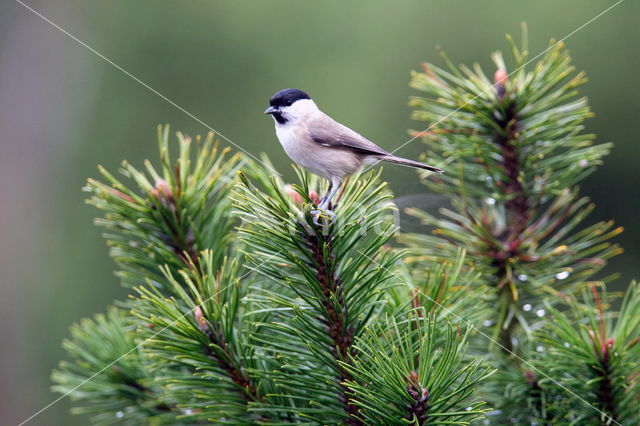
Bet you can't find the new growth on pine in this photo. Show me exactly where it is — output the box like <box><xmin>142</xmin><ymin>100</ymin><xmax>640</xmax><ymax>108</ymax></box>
<box><xmin>52</xmin><ymin>26</ymin><xmax>638</xmax><ymax>425</ymax></box>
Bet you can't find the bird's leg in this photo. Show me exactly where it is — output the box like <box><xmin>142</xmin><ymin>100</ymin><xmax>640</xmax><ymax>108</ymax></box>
<box><xmin>318</xmin><ymin>181</ymin><xmax>333</xmax><ymax>206</ymax></box>
<box><xmin>312</xmin><ymin>177</ymin><xmax>341</xmax><ymax>225</ymax></box>
<box><xmin>319</xmin><ymin>177</ymin><xmax>342</xmax><ymax>211</ymax></box>
<box><xmin>318</xmin><ymin>180</ymin><xmax>336</xmax><ymax>209</ymax></box>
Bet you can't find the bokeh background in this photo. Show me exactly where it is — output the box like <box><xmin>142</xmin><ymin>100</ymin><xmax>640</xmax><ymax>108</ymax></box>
<box><xmin>1</xmin><ymin>1</ymin><xmax>638</xmax><ymax>424</ymax></box>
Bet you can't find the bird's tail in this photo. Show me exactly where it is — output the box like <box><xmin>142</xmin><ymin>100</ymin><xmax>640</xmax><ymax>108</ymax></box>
<box><xmin>379</xmin><ymin>155</ymin><xmax>444</xmax><ymax>174</ymax></box>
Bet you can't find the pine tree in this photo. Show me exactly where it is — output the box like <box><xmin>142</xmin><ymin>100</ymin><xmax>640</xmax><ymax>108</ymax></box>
<box><xmin>403</xmin><ymin>25</ymin><xmax>636</xmax><ymax>424</ymax></box>
<box><xmin>52</xmin><ymin>128</ymin><xmax>492</xmax><ymax>424</ymax></box>
<box><xmin>51</xmin><ymin>26</ymin><xmax>639</xmax><ymax>425</ymax></box>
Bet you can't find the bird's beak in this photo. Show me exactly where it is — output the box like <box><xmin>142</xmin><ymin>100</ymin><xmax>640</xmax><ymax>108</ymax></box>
<box><xmin>264</xmin><ymin>106</ymin><xmax>278</xmax><ymax>115</ymax></box>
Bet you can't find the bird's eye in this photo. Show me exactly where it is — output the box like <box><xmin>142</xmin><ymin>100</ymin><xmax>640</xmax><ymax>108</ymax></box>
<box><xmin>286</xmin><ymin>100</ymin><xmax>292</xmax><ymax>106</ymax></box>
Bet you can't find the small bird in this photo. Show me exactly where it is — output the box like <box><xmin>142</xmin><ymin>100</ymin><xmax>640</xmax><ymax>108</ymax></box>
<box><xmin>265</xmin><ymin>88</ymin><xmax>443</xmax><ymax>220</ymax></box>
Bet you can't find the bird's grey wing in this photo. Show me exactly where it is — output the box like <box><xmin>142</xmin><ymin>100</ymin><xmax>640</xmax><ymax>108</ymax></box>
<box><xmin>308</xmin><ymin>116</ymin><xmax>389</xmax><ymax>156</ymax></box>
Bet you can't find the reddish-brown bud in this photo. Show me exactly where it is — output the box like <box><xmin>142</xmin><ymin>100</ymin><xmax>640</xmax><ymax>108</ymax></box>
<box><xmin>154</xmin><ymin>178</ymin><xmax>173</xmax><ymax>199</ymax></box>
<box><xmin>601</xmin><ymin>337</ymin><xmax>615</xmax><ymax>357</ymax></box>
<box><xmin>285</xmin><ymin>185</ymin><xmax>303</xmax><ymax>205</ymax></box>
<box><xmin>494</xmin><ymin>68</ymin><xmax>508</xmax><ymax>99</ymax></box>
<box><xmin>308</xmin><ymin>190</ymin><xmax>320</xmax><ymax>205</ymax></box>
<box><xmin>285</xmin><ymin>185</ymin><xmax>321</xmax><ymax>206</ymax></box>
<box><xmin>410</xmin><ymin>370</ymin><xmax>420</xmax><ymax>385</ymax></box>
<box><xmin>194</xmin><ymin>306</ymin><xmax>208</xmax><ymax>332</ymax></box>
<box><xmin>494</xmin><ymin>68</ymin><xmax>508</xmax><ymax>84</ymax></box>
<box><xmin>523</xmin><ymin>370</ymin><xmax>536</xmax><ymax>385</ymax></box>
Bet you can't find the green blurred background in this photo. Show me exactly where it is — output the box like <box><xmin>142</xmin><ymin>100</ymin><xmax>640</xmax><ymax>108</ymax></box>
<box><xmin>1</xmin><ymin>1</ymin><xmax>637</xmax><ymax>424</ymax></box>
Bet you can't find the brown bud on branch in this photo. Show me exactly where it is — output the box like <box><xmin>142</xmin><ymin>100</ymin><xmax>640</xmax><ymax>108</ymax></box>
<box><xmin>494</xmin><ymin>68</ymin><xmax>508</xmax><ymax>100</ymax></box>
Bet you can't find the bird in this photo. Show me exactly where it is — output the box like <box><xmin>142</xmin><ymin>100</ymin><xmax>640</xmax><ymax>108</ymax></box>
<box><xmin>264</xmin><ymin>88</ymin><xmax>443</xmax><ymax>221</ymax></box>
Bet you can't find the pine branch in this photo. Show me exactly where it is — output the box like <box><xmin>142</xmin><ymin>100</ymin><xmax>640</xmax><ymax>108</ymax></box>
<box><xmin>301</xmin><ymin>216</ymin><xmax>359</xmax><ymax>420</ymax></box>
<box><xmin>234</xmin><ymin>167</ymin><xmax>400</xmax><ymax>423</ymax></box>
<box><xmin>51</xmin><ymin>308</ymin><xmax>177</xmax><ymax>424</ymax></box>
<box><xmin>59</xmin><ymin>127</ymin><xmax>261</xmax><ymax>422</ymax></box>
<box><xmin>404</xmin><ymin>27</ymin><xmax>622</xmax><ymax>354</ymax></box>
<box><xmin>131</xmin><ymin>254</ymin><xmax>265</xmax><ymax>422</ymax></box>
<box><xmin>535</xmin><ymin>282</ymin><xmax>640</xmax><ymax>424</ymax></box>
<box><xmin>53</xmin><ymin>128</ymin><xmax>498</xmax><ymax>423</ymax></box>
<box><xmin>480</xmin><ymin>350</ymin><xmax>556</xmax><ymax>423</ymax></box>
<box><xmin>390</xmin><ymin>248</ymin><xmax>491</xmax><ymax>327</ymax></box>
<box><xmin>341</xmin><ymin>313</ymin><xmax>494</xmax><ymax>425</ymax></box>
<box><xmin>84</xmin><ymin>125</ymin><xmax>242</xmax><ymax>292</ymax></box>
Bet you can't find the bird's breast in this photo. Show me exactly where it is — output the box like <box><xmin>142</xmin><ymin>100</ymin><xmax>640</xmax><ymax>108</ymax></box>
<box><xmin>275</xmin><ymin>124</ymin><xmax>308</xmax><ymax>165</ymax></box>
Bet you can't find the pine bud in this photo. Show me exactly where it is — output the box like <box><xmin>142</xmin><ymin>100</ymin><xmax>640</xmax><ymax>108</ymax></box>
<box><xmin>409</xmin><ymin>370</ymin><xmax>420</xmax><ymax>385</ymax></box>
<box><xmin>523</xmin><ymin>370</ymin><xmax>537</xmax><ymax>385</ymax></box>
<box><xmin>154</xmin><ymin>178</ymin><xmax>173</xmax><ymax>199</ymax></box>
<box><xmin>494</xmin><ymin>68</ymin><xmax>508</xmax><ymax>100</ymax></box>
<box><xmin>194</xmin><ymin>306</ymin><xmax>208</xmax><ymax>332</ymax></box>
<box><xmin>285</xmin><ymin>184</ymin><xmax>303</xmax><ymax>205</ymax></box>
<box><xmin>309</xmin><ymin>190</ymin><xmax>320</xmax><ymax>205</ymax></box>
<box><xmin>406</xmin><ymin>370</ymin><xmax>429</xmax><ymax>421</ymax></box>
<box><xmin>600</xmin><ymin>337</ymin><xmax>614</xmax><ymax>358</ymax></box>
<box><xmin>285</xmin><ymin>184</ymin><xmax>321</xmax><ymax>205</ymax></box>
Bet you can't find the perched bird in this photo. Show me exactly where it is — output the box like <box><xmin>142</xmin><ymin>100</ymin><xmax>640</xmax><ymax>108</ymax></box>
<box><xmin>265</xmin><ymin>88</ymin><xmax>443</xmax><ymax>219</ymax></box>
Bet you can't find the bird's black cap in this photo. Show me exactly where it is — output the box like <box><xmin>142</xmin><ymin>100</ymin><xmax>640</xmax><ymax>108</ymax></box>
<box><xmin>269</xmin><ymin>88</ymin><xmax>311</xmax><ymax>108</ymax></box>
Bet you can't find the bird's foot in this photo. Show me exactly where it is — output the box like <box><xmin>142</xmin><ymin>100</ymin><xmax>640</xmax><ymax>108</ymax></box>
<box><xmin>311</xmin><ymin>208</ymin><xmax>336</xmax><ymax>226</ymax></box>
